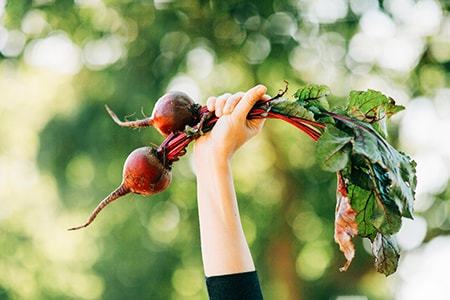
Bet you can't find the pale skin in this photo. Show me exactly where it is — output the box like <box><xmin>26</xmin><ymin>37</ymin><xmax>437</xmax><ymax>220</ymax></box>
<box><xmin>193</xmin><ymin>85</ymin><xmax>270</xmax><ymax>277</ymax></box>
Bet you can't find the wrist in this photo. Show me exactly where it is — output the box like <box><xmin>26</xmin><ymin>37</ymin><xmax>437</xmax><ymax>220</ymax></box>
<box><xmin>193</xmin><ymin>140</ymin><xmax>233</xmax><ymax>172</ymax></box>
<box><xmin>194</xmin><ymin>149</ymin><xmax>230</xmax><ymax>178</ymax></box>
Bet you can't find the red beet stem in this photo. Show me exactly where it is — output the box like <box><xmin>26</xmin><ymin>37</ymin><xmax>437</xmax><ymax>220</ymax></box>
<box><xmin>157</xmin><ymin>132</ymin><xmax>194</xmax><ymax>162</ymax></box>
<box><xmin>155</xmin><ymin>100</ymin><xmax>326</xmax><ymax>163</ymax></box>
<box><xmin>67</xmin><ymin>184</ymin><xmax>130</xmax><ymax>231</ymax></box>
<box><xmin>265</xmin><ymin>112</ymin><xmax>323</xmax><ymax>141</ymax></box>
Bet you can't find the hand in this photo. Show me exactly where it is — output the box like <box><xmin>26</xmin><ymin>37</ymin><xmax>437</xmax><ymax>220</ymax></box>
<box><xmin>194</xmin><ymin>85</ymin><xmax>270</xmax><ymax>161</ymax></box>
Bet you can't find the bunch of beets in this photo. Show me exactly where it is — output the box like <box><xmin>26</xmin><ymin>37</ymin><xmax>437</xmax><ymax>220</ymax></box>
<box><xmin>68</xmin><ymin>84</ymin><xmax>324</xmax><ymax>231</ymax></box>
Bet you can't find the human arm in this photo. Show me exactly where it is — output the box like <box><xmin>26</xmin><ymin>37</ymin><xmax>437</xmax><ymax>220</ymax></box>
<box><xmin>193</xmin><ymin>85</ymin><xmax>269</xmax><ymax>277</ymax></box>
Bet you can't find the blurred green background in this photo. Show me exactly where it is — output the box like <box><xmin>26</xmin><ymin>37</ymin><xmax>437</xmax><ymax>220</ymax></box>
<box><xmin>1</xmin><ymin>0</ymin><xmax>449</xmax><ymax>299</ymax></box>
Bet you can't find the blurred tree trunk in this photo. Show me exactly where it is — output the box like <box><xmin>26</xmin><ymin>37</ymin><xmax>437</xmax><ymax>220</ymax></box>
<box><xmin>264</xmin><ymin>126</ymin><xmax>304</xmax><ymax>300</ymax></box>
<box><xmin>267</xmin><ymin>226</ymin><xmax>303</xmax><ymax>300</ymax></box>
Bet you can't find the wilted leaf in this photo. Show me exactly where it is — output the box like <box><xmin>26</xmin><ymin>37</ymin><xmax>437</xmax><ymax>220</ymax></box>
<box><xmin>334</xmin><ymin>173</ymin><xmax>358</xmax><ymax>272</ymax></box>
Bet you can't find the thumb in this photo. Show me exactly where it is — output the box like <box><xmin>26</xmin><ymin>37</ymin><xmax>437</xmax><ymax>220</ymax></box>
<box><xmin>233</xmin><ymin>85</ymin><xmax>267</xmax><ymax>120</ymax></box>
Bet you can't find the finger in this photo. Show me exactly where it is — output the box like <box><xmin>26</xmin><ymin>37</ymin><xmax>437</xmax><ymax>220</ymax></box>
<box><xmin>233</xmin><ymin>85</ymin><xmax>267</xmax><ymax>119</ymax></box>
<box><xmin>214</xmin><ymin>93</ymin><xmax>231</xmax><ymax>117</ymax></box>
<box><xmin>222</xmin><ymin>92</ymin><xmax>244</xmax><ymax>115</ymax></box>
<box><xmin>206</xmin><ymin>97</ymin><xmax>216</xmax><ymax>112</ymax></box>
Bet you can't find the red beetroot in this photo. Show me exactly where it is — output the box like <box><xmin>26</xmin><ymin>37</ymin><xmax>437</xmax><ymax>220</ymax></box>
<box><xmin>105</xmin><ymin>91</ymin><xmax>200</xmax><ymax>137</ymax></box>
<box><xmin>68</xmin><ymin>146</ymin><xmax>171</xmax><ymax>230</ymax></box>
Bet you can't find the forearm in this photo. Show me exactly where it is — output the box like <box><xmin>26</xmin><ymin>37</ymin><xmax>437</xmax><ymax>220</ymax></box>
<box><xmin>193</xmin><ymin>85</ymin><xmax>267</xmax><ymax>278</ymax></box>
<box><xmin>195</xmin><ymin>155</ymin><xmax>255</xmax><ymax>277</ymax></box>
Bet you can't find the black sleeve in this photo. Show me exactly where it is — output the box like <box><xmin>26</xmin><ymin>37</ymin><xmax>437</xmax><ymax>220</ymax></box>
<box><xmin>205</xmin><ymin>270</ymin><xmax>263</xmax><ymax>300</ymax></box>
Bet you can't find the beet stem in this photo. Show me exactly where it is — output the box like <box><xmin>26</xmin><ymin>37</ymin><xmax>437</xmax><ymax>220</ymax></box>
<box><xmin>155</xmin><ymin>96</ymin><xmax>328</xmax><ymax>163</ymax></box>
<box><xmin>265</xmin><ymin>112</ymin><xmax>323</xmax><ymax>141</ymax></box>
<box><xmin>67</xmin><ymin>184</ymin><xmax>130</xmax><ymax>231</ymax></box>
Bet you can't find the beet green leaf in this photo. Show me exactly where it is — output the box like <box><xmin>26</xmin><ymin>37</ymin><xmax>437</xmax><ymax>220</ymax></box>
<box><xmin>346</xmin><ymin>90</ymin><xmax>405</xmax><ymax>138</ymax></box>
<box><xmin>312</xmin><ymin>89</ymin><xmax>416</xmax><ymax>276</ymax></box>
<box><xmin>271</xmin><ymin>84</ymin><xmax>331</xmax><ymax>120</ymax></box>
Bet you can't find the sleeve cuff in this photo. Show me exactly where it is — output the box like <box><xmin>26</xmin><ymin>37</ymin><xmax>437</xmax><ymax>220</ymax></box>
<box><xmin>205</xmin><ymin>270</ymin><xmax>263</xmax><ymax>299</ymax></box>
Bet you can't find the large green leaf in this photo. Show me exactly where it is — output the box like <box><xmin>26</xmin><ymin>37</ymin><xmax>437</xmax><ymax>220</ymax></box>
<box><xmin>317</xmin><ymin>114</ymin><xmax>416</xmax><ymax>231</ymax></box>
<box><xmin>316</xmin><ymin>126</ymin><xmax>352</xmax><ymax>172</ymax></box>
<box><xmin>347</xmin><ymin>180</ymin><xmax>402</xmax><ymax>237</ymax></box>
<box><xmin>341</xmin><ymin>117</ymin><xmax>416</xmax><ymax>220</ymax></box>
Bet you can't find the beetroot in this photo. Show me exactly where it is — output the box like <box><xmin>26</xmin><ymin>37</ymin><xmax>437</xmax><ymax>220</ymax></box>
<box><xmin>122</xmin><ymin>147</ymin><xmax>171</xmax><ymax>195</ymax></box>
<box><xmin>68</xmin><ymin>146</ymin><xmax>171</xmax><ymax>230</ymax></box>
<box><xmin>105</xmin><ymin>91</ymin><xmax>200</xmax><ymax>137</ymax></box>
